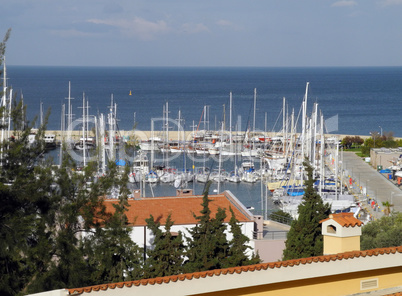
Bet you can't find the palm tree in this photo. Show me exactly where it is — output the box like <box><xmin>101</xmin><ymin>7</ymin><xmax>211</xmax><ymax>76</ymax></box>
<box><xmin>382</xmin><ymin>201</ymin><xmax>394</xmax><ymax>216</ymax></box>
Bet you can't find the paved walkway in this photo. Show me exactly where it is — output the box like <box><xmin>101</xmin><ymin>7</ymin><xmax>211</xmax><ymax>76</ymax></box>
<box><xmin>342</xmin><ymin>152</ymin><xmax>402</xmax><ymax>220</ymax></box>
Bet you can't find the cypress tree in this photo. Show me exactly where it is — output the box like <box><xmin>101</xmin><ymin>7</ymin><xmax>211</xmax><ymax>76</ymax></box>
<box><xmin>226</xmin><ymin>207</ymin><xmax>261</xmax><ymax>267</ymax></box>
<box><xmin>143</xmin><ymin>214</ymin><xmax>185</xmax><ymax>278</ymax></box>
<box><xmin>282</xmin><ymin>160</ymin><xmax>331</xmax><ymax>260</ymax></box>
<box><xmin>183</xmin><ymin>181</ymin><xmax>229</xmax><ymax>273</ymax></box>
<box><xmin>83</xmin><ymin>163</ymin><xmax>143</xmax><ymax>283</ymax></box>
<box><xmin>0</xmin><ymin>31</ymin><xmax>73</xmax><ymax>293</ymax></box>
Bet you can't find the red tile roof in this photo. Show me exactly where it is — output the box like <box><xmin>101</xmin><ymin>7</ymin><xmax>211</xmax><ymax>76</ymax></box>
<box><xmin>101</xmin><ymin>192</ymin><xmax>253</xmax><ymax>226</ymax></box>
<box><xmin>67</xmin><ymin>246</ymin><xmax>402</xmax><ymax>295</ymax></box>
<box><xmin>320</xmin><ymin>212</ymin><xmax>364</xmax><ymax>227</ymax></box>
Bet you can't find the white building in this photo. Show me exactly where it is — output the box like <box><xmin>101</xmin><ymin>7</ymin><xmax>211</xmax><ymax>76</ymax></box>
<box><xmin>97</xmin><ymin>189</ymin><xmax>257</xmax><ymax>255</ymax></box>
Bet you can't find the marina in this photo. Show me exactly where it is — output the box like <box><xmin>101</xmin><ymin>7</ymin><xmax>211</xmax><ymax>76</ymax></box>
<box><xmin>3</xmin><ymin>65</ymin><xmax>402</xmax><ymax>221</ymax></box>
<box><xmin>40</xmin><ymin>82</ymin><xmax>366</xmax><ymax>222</ymax></box>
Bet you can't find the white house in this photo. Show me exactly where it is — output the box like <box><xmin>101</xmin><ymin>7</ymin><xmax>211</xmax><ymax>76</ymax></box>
<box><xmin>97</xmin><ymin>189</ymin><xmax>257</xmax><ymax>255</ymax></box>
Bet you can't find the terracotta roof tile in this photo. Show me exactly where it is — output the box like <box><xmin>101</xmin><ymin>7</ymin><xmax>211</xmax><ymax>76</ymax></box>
<box><xmin>100</xmin><ymin>192</ymin><xmax>252</xmax><ymax>227</ymax></box>
<box><xmin>319</xmin><ymin>212</ymin><xmax>364</xmax><ymax>227</ymax></box>
<box><xmin>68</xmin><ymin>245</ymin><xmax>402</xmax><ymax>295</ymax></box>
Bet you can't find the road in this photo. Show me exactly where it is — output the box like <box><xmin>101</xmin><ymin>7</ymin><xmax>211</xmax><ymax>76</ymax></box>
<box><xmin>342</xmin><ymin>152</ymin><xmax>402</xmax><ymax>220</ymax></box>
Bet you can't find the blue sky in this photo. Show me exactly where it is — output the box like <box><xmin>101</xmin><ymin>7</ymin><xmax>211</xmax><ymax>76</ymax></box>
<box><xmin>2</xmin><ymin>0</ymin><xmax>402</xmax><ymax>67</ymax></box>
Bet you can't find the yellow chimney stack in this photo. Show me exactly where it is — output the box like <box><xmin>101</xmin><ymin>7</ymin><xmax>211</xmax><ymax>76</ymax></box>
<box><xmin>320</xmin><ymin>212</ymin><xmax>364</xmax><ymax>255</ymax></box>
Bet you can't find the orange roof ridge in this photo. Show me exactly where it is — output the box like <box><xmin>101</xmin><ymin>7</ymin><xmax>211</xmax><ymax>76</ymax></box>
<box><xmin>67</xmin><ymin>245</ymin><xmax>402</xmax><ymax>295</ymax></box>
<box><xmin>319</xmin><ymin>212</ymin><xmax>364</xmax><ymax>227</ymax></box>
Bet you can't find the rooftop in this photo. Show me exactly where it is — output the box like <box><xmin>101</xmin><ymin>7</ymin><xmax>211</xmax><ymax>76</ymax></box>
<box><xmin>101</xmin><ymin>191</ymin><xmax>254</xmax><ymax>226</ymax></box>
<box><xmin>68</xmin><ymin>245</ymin><xmax>402</xmax><ymax>295</ymax></box>
<box><xmin>320</xmin><ymin>212</ymin><xmax>364</xmax><ymax>227</ymax></box>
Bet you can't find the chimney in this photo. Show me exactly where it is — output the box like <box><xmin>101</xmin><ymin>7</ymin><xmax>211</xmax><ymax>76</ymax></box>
<box><xmin>253</xmin><ymin>215</ymin><xmax>264</xmax><ymax>240</ymax></box>
<box><xmin>133</xmin><ymin>189</ymin><xmax>141</xmax><ymax>199</ymax></box>
<box><xmin>176</xmin><ymin>189</ymin><xmax>194</xmax><ymax>197</ymax></box>
<box><xmin>320</xmin><ymin>212</ymin><xmax>364</xmax><ymax>255</ymax></box>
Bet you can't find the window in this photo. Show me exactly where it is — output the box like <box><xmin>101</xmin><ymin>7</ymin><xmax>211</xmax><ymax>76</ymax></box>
<box><xmin>327</xmin><ymin>224</ymin><xmax>336</xmax><ymax>234</ymax></box>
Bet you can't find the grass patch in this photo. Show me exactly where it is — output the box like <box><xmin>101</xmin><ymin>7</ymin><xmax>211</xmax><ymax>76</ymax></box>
<box><xmin>343</xmin><ymin>148</ymin><xmax>369</xmax><ymax>158</ymax></box>
<box><xmin>344</xmin><ymin>147</ymin><xmax>362</xmax><ymax>152</ymax></box>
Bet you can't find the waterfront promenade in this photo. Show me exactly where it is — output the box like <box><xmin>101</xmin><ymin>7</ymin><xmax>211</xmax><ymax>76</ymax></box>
<box><xmin>343</xmin><ymin>152</ymin><xmax>402</xmax><ymax>220</ymax></box>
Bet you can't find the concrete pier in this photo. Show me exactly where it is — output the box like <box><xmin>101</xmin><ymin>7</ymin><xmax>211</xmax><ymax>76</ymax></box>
<box><xmin>46</xmin><ymin>130</ymin><xmax>375</xmax><ymax>142</ymax></box>
<box><xmin>343</xmin><ymin>152</ymin><xmax>402</xmax><ymax>220</ymax></box>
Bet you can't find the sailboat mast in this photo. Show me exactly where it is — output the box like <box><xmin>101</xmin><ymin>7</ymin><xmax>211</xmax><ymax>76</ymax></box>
<box><xmin>151</xmin><ymin>119</ymin><xmax>154</xmax><ymax>170</ymax></box>
<box><xmin>99</xmin><ymin>113</ymin><xmax>106</xmax><ymax>175</ymax></box>
<box><xmin>109</xmin><ymin>95</ymin><xmax>115</xmax><ymax>161</ymax></box>
<box><xmin>60</xmin><ymin>104</ymin><xmax>65</xmax><ymax>166</ymax></box>
<box><xmin>283</xmin><ymin>97</ymin><xmax>286</xmax><ymax>156</ymax></box>
<box><xmin>82</xmin><ymin>93</ymin><xmax>86</xmax><ymax>167</ymax></box>
<box><xmin>335</xmin><ymin>136</ymin><xmax>339</xmax><ymax>199</ymax></box>
<box><xmin>319</xmin><ymin>113</ymin><xmax>324</xmax><ymax>196</ymax></box>
<box><xmin>7</xmin><ymin>88</ymin><xmax>12</xmax><ymax>141</ymax></box>
<box><xmin>253</xmin><ymin>88</ymin><xmax>257</xmax><ymax>135</ymax></box>
<box><xmin>229</xmin><ymin>92</ymin><xmax>233</xmax><ymax>147</ymax></box>
<box><xmin>217</xmin><ymin>122</ymin><xmax>223</xmax><ymax>194</ymax></box>
<box><xmin>313</xmin><ymin>102</ymin><xmax>318</xmax><ymax>176</ymax></box>
<box><xmin>166</xmin><ymin>101</ymin><xmax>169</xmax><ymax>145</ymax></box>
<box><xmin>178</xmin><ymin>109</ymin><xmax>181</xmax><ymax>144</ymax></box>
<box><xmin>300</xmin><ymin>82</ymin><xmax>309</xmax><ymax>185</ymax></box>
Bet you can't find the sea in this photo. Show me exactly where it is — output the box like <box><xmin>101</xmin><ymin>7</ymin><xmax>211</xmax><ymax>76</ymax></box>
<box><xmin>5</xmin><ymin>66</ymin><xmax>402</xmax><ymax>215</ymax></box>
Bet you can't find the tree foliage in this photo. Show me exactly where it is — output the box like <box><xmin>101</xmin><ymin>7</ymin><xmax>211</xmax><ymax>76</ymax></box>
<box><xmin>282</xmin><ymin>160</ymin><xmax>331</xmax><ymax>260</ymax></box>
<box><xmin>184</xmin><ymin>182</ymin><xmax>259</xmax><ymax>272</ymax></box>
<box><xmin>0</xmin><ymin>29</ymin><xmax>260</xmax><ymax>295</ymax></box>
<box><xmin>143</xmin><ymin>214</ymin><xmax>185</xmax><ymax>278</ymax></box>
<box><xmin>226</xmin><ymin>207</ymin><xmax>260</xmax><ymax>267</ymax></box>
<box><xmin>361</xmin><ymin>212</ymin><xmax>402</xmax><ymax>250</ymax></box>
<box><xmin>361</xmin><ymin>131</ymin><xmax>401</xmax><ymax>155</ymax></box>
<box><xmin>341</xmin><ymin>136</ymin><xmax>364</xmax><ymax>149</ymax></box>
<box><xmin>184</xmin><ymin>182</ymin><xmax>230</xmax><ymax>273</ymax></box>
<box><xmin>0</xmin><ymin>37</ymin><xmax>144</xmax><ymax>293</ymax></box>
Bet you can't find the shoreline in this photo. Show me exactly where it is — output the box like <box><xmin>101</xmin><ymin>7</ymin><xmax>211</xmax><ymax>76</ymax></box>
<box><xmin>44</xmin><ymin>130</ymin><xmax>385</xmax><ymax>142</ymax></box>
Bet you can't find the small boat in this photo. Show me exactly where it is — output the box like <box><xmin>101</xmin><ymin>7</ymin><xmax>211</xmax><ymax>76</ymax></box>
<box><xmin>74</xmin><ymin>137</ymin><xmax>96</xmax><ymax>150</ymax></box>
<box><xmin>145</xmin><ymin>170</ymin><xmax>159</xmax><ymax>183</ymax></box>
<box><xmin>160</xmin><ymin>167</ymin><xmax>176</xmax><ymax>183</ymax></box>
<box><xmin>227</xmin><ymin>170</ymin><xmax>241</xmax><ymax>183</ymax></box>
<box><xmin>195</xmin><ymin>167</ymin><xmax>210</xmax><ymax>183</ymax></box>
<box><xmin>129</xmin><ymin>153</ymin><xmax>150</xmax><ymax>183</ymax></box>
<box><xmin>240</xmin><ymin>161</ymin><xmax>259</xmax><ymax>183</ymax></box>
<box><xmin>140</xmin><ymin>137</ymin><xmax>162</xmax><ymax>151</ymax></box>
<box><xmin>44</xmin><ymin>133</ymin><xmax>57</xmax><ymax>150</ymax></box>
<box><xmin>210</xmin><ymin>169</ymin><xmax>228</xmax><ymax>183</ymax></box>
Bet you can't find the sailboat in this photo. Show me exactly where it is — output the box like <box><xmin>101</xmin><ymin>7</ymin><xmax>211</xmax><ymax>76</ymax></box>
<box><xmin>241</xmin><ymin>89</ymin><xmax>259</xmax><ymax>157</ymax></box>
<box><xmin>195</xmin><ymin>167</ymin><xmax>210</xmax><ymax>183</ymax></box>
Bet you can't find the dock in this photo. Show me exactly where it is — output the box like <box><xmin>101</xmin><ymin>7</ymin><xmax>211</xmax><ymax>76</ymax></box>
<box><xmin>343</xmin><ymin>152</ymin><xmax>402</xmax><ymax>220</ymax></box>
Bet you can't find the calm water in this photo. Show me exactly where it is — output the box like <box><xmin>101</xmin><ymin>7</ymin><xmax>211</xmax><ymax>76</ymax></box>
<box><xmin>6</xmin><ymin>66</ymin><xmax>402</xmax><ymax>212</ymax></box>
<box><xmin>7</xmin><ymin>66</ymin><xmax>402</xmax><ymax>137</ymax></box>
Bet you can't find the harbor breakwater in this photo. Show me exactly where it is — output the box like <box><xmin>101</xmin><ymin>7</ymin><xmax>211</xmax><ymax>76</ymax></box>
<box><xmin>45</xmin><ymin>130</ymin><xmax>376</xmax><ymax>142</ymax></box>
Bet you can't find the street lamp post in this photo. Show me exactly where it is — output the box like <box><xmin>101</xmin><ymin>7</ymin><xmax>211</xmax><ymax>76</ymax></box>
<box><xmin>366</xmin><ymin>179</ymin><xmax>369</xmax><ymax>202</ymax></box>
<box><xmin>370</xmin><ymin>132</ymin><xmax>376</xmax><ymax>148</ymax></box>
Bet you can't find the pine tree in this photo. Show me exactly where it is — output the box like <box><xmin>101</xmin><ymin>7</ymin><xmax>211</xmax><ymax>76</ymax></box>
<box><xmin>226</xmin><ymin>207</ymin><xmax>261</xmax><ymax>268</ymax></box>
<box><xmin>183</xmin><ymin>181</ymin><xmax>229</xmax><ymax>273</ymax></box>
<box><xmin>143</xmin><ymin>214</ymin><xmax>185</xmax><ymax>278</ymax></box>
<box><xmin>282</xmin><ymin>160</ymin><xmax>331</xmax><ymax>260</ymax></box>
